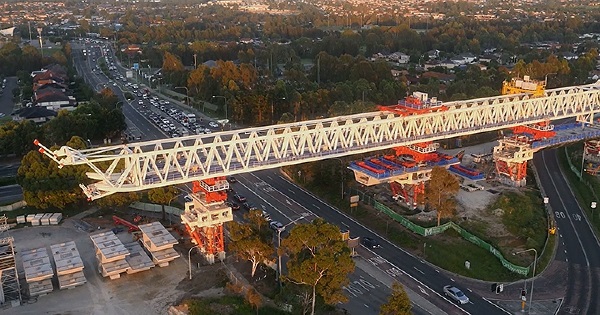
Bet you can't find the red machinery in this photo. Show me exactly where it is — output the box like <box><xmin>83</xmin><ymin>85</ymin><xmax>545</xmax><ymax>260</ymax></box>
<box><xmin>112</xmin><ymin>215</ymin><xmax>140</xmax><ymax>233</ymax></box>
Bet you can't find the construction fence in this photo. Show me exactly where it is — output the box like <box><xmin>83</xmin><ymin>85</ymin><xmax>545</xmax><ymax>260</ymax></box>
<box><xmin>129</xmin><ymin>202</ymin><xmax>183</xmax><ymax>216</ymax></box>
<box><xmin>349</xmin><ymin>188</ymin><xmax>530</xmax><ymax>275</ymax></box>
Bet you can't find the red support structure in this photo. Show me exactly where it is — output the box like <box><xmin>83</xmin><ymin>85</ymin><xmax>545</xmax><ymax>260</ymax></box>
<box><xmin>181</xmin><ymin>177</ymin><xmax>232</xmax><ymax>264</ymax></box>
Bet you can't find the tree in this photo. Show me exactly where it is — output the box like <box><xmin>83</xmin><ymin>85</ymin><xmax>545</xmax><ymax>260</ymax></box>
<box><xmin>147</xmin><ymin>186</ymin><xmax>178</xmax><ymax>220</ymax></box>
<box><xmin>17</xmin><ymin>136</ymin><xmax>90</xmax><ymax>209</ymax></box>
<box><xmin>281</xmin><ymin>218</ymin><xmax>355</xmax><ymax>315</ymax></box>
<box><xmin>380</xmin><ymin>282</ymin><xmax>412</xmax><ymax>315</ymax></box>
<box><xmin>424</xmin><ymin>166</ymin><xmax>460</xmax><ymax>226</ymax></box>
<box><xmin>228</xmin><ymin>211</ymin><xmax>274</xmax><ymax>277</ymax></box>
<box><xmin>246</xmin><ymin>288</ymin><xmax>263</xmax><ymax>315</ymax></box>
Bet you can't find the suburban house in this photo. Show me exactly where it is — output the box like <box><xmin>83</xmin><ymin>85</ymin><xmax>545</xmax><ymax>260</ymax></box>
<box><xmin>12</xmin><ymin>106</ymin><xmax>57</xmax><ymax>124</ymax></box>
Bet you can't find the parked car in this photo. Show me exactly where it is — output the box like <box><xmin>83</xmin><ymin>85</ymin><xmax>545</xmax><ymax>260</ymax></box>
<box><xmin>184</xmin><ymin>195</ymin><xmax>193</xmax><ymax>203</ymax></box>
<box><xmin>208</xmin><ymin>121</ymin><xmax>219</xmax><ymax>128</ymax></box>
<box><xmin>261</xmin><ymin>210</ymin><xmax>271</xmax><ymax>221</ymax></box>
<box><xmin>243</xmin><ymin>202</ymin><xmax>257</xmax><ymax>211</ymax></box>
<box><xmin>225</xmin><ymin>201</ymin><xmax>240</xmax><ymax>210</ymax></box>
<box><xmin>443</xmin><ymin>285</ymin><xmax>469</xmax><ymax>304</ymax></box>
<box><xmin>361</xmin><ymin>237</ymin><xmax>381</xmax><ymax>249</ymax></box>
<box><xmin>269</xmin><ymin>221</ymin><xmax>285</xmax><ymax>232</ymax></box>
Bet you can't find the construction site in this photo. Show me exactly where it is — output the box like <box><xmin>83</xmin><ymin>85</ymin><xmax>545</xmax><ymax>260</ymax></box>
<box><xmin>2</xmin><ymin>77</ymin><xmax>600</xmax><ymax>313</ymax></box>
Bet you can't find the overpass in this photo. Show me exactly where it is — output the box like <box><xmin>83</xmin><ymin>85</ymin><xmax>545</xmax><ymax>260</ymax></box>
<box><xmin>35</xmin><ymin>81</ymin><xmax>600</xmax><ymax>200</ymax></box>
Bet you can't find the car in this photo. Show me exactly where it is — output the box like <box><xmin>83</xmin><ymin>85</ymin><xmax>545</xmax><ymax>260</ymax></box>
<box><xmin>233</xmin><ymin>194</ymin><xmax>246</xmax><ymax>203</ymax></box>
<box><xmin>208</xmin><ymin>121</ymin><xmax>219</xmax><ymax>128</ymax></box>
<box><xmin>361</xmin><ymin>237</ymin><xmax>381</xmax><ymax>249</ymax></box>
<box><xmin>242</xmin><ymin>202</ymin><xmax>257</xmax><ymax>211</ymax></box>
<box><xmin>227</xmin><ymin>176</ymin><xmax>237</xmax><ymax>183</ymax></box>
<box><xmin>269</xmin><ymin>221</ymin><xmax>285</xmax><ymax>232</ymax></box>
<box><xmin>184</xmin><ymin>195</ymin><xmax>193</xmax><ymax>203</ymax></box>
<box><xmin>443</xmin><ymin>286</ymin><xmax>469</xmax><ymax>304</ymax></box>
<box><xmin>261</xmin><ymin>210</ymin><xmax>271</xmax><ymax>221</ymax></box>
<box><xmin>225</xmin><ymin>201</ymin><xmax>240</xmax><ymax>210</ymax></box>
<box><xmin>0</xmin><ymin>113</ymin><xmax>5</xmax><ymax>118</ymax></box>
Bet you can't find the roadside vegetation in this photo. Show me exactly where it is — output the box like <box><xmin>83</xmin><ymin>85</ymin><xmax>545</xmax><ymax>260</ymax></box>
<box><xmin>561</xmin><ymin>145</ymin><xmax>600</xmax><ymax>234</ymax></box>
<box><xmin>283</xmin><ymin>157</ymin><xmax>550</xmax><ymax>282</ymax></box>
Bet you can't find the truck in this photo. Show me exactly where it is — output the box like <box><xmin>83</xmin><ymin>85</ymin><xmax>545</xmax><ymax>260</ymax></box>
<box><xmin>187</xmin><ymin>113</ymin><xmax>197</xmax><ymax>123</ymax></box>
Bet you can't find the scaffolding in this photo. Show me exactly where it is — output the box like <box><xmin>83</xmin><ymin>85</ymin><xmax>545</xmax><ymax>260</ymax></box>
<box><xmin>0</xmin><ymin>215</ymin><xmax>21</xmax><ymax>306</ymax></box>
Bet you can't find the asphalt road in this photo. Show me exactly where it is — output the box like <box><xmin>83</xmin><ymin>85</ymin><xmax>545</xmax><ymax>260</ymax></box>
<box><xmin>0</xmin><ymin>76</ymin><xmax>16</xmax><ymax>117</ymax></box>
<box><xmin>0</xmin><ymin>184</ymin><xmax>22</xmax><ymax>204</ymax></box>
<box><xmin>535</xmin><ymin>150</ymin><xmax>600</xmax><ymax>315</ymax></box>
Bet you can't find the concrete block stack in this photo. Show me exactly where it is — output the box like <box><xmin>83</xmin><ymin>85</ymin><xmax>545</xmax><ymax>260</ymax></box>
<box><xmin>90</xmin><ymin>231</ymin><xmax>130</xmax><ymax>280</ymax></box>
<box><xmin>138</xmin><ymin>222</ymin><xmax>180</xmax><ymax>267</ymax></box>
<box><xmin>21</xmin><ymin>247</ymin><xmax>54</xmax><ymax>297</ymax></box>
<box><xmin>50</xmin><ymin>241</ymin><xmax>86</xmax><ymax>289</ymax></box>
<box><xmin>123</xmin><ymin>242</ymin><xmax>155</xmax><ymax>274</ymax></box>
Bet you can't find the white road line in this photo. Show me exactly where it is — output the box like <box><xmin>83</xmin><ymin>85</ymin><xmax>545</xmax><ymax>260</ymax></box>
<box><xmin>414</xmin><ymin>267</ymin><xmax>425</xmax><ymax>275</ymax></box>
<box><xmin>312</xmin><ymin>204</ymin><xmax>320</xmax><ymax>209</ymax></box>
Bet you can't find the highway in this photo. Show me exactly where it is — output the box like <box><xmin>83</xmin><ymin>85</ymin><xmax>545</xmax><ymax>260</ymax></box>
<box><xmin>535</xmin><ymin>150</ymin><xmax>600</xmax><ymax>315</ymax></box>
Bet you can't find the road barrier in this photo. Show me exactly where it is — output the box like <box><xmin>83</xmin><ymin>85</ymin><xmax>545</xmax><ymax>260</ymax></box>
<box><xmin>0</xmin><ymin>200</ymin><xmax>27</xmax><ymax>212</ymax></box>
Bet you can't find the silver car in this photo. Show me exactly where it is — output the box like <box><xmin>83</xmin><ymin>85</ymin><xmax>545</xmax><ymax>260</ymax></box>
<box><xmin>443</xmin><ymin>285</ymin><xmax>469</xmax><ymax>304</ymax></box>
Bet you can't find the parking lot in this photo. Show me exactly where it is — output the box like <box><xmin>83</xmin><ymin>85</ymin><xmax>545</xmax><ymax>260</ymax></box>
<box><xmin>4</xmin><ymin>216</ymin><xmax>196</xmax><ymax>315</ymax></box>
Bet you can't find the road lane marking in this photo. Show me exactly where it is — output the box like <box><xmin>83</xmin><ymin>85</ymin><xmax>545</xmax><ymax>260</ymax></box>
<box><xmin>413</xmin><ymin>267</ymin><xmax>424</xmax><ymax>275</ymax></box>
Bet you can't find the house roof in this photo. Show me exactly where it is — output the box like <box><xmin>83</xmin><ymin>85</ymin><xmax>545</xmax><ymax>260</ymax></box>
<box><xmin>13</xmin><ymin>107</ymin><xmax>57</xmax><ymax>119</ymax></box>
<box><xmin>33</xmin><ymin>70</ymin><xmax>67</xmax><ymax>84</ymax></box>
<box><xmin>35</xmin><ymin>88</ymin><xmax>70</xmax><ymax>103</ymax></box>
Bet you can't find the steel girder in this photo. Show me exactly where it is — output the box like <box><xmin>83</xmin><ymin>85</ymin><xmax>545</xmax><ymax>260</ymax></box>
<box><xmin>36</xmin><ymin>82</ymin><xmax>600</xmax><ymax>200</ymax></box>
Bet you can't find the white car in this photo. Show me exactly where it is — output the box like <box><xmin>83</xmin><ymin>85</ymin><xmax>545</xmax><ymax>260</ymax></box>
<box><xmin>269</xmin><ymin>221</ymin><xmax>285</xmax><ymax>232</ymax></box>
<box><xmin>208</xmin><ymin>121</ymin><xmax>219</xmax><ymax>128</ymax></box>
<box><xmin>443</xmin><ymin>285</ymin><xmax>469</xmax><ymax>304</ymax></box>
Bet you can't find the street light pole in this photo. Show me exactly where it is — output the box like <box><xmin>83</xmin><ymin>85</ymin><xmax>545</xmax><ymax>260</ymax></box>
<box><xmin>188</xmin><ymin>245</ymin><xmax>200</xmax><ymax>280</ymax></box>
<box><xmin>277</xmin><ymin>216</ymin><xmax>305</xmax><ymax>288</ymax></box>
<box><xmin>212</xmin><ymin>95</ymin><xmax>228</xmax><ymax>121</ymax></box>
<box><xmin>513</xmin><ymin>248</ymin><xmax>537</xmax><ymax>314</ymax></box>
<box><xmin>331</xmin><ymin>158</ymin><xmax>345</xmax><ymax>199</ymax></box>
<box><xmin>175</xmin><ymin>86</ymin><xmax>190</xmax><ymax>106</ymax></box>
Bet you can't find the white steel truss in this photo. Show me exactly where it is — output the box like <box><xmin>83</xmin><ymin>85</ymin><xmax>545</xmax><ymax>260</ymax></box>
<box><xmin>36</xmin><ymin>82</ymin><xmax>600</xmax><ymax>200</ymax></box>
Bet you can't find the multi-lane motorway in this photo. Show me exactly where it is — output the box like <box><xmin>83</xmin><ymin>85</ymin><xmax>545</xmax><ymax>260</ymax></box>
<box><xmin>4</xmin><ymin>39</ymin><xmax>598</xmax><ymax>314</ymax></box>
<box><xmin>535</xmin><ymin>150</ymin><xmax>600</xmax><ymax>315</ymax></box>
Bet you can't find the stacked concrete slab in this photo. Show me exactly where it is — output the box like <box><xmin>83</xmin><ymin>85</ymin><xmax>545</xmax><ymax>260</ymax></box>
<box><xmin>123</xmin><ymin>242</ymin><xmax>154</xmax><ymax>274</ymax></box>
<box><xmin>138</xmin><ymin>222</ymin><xmax>180</xmax><ymax>267</ymax></box>
<box><xmin>21</xmin><ymin>247</ymin><xmax>54</xmax><ymax>297</ymax></box>
<box><xmin>22</xmin><ymin>213</ymin><xmax>62</xmax><ymax>226</ymax></box>
<box><xmin>50</xmin><ymin>241</ymin><xmax>86</xmax><ymax>289</ymax></box>
<box><xmin>90</xmin><ymin>232</ymin><xmax>130</xmax><ymax>280</ymax></box>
